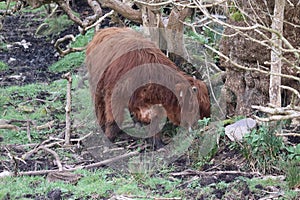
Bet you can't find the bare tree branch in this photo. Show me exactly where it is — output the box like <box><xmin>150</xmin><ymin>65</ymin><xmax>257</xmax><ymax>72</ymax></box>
<box><xmin>204</xmin><ymin>44</ymin><xmax>300</xmax><ymax>82</ymax></box>
<box><xmin>252</xmin><ymin>105</ymin><xmax>300</xmax><ymax>122</ymax></box>
<box><xmin>54</xmin><ymin>34</ymin><xmax>86</xmax><ymax>57</ymax></box>
<box><xmin>195</xmin><ymin>0</ymin><xmax>300</xmax><ymax>70</ymax></box>
<box><xmin>83</xmin><ymin>10</ymin><xmax>114</xmax><ymax>32</ymax></box>
<box><xmin>98</xmin><ymin>0</ymin><xmax>142</xmax><ymax>23</ymax></box>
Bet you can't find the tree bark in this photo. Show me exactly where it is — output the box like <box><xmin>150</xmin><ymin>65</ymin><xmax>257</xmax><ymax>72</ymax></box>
<box><xmin>165</xmin><ymin>7</ymin><xmax>193</xmax><ymax>64</ymax></box>
<box><xmin>269</xmin><ymin>0</ymin><xmax>285</xmax><ymax>107</ymax></box>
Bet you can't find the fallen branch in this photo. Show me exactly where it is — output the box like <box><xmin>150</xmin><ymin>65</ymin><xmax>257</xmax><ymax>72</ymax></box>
<box><xmin>0</xmin><ymin>119</ymin><xmax>55</xmax><ymax>132</ymax></box>
<box><xmin>134</xmin><ymin>0</ymin><xmax>173</xmax><ymax>7</ymax></box>
<box><xmin>280</xmin><ymin>85</ymin><xmax>300</xmax><ymax>99</ymax></box>
<box><xmin>8</xmin><ymin>133</ymin><xmax>89</xmax><ymax>155</ymax></box>
<box><xmin>56</xmin><ymin>0</ymin><xmax>88</xmax><ymax>27</ymax></box>
<box><xmin>0</xmin><ymin>124</ymin><xmax>19</xmax><ymax>131</ymax></box>
<box><xmin>36</xmin><ymin>120</ymin><xmax>54</xmax><ymax>130</ymax></box>
<box><xmin>4</xmin><ymin>146</ymin><xmax>26</xmax><ymax>176</ymax></box>
<box><xmin>1</xmin><ymin>151</ymin><xmax>140</xmax><ymax>177</ymax></box>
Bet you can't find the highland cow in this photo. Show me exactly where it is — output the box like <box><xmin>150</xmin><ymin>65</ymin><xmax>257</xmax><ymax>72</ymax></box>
<box><xmin>86</xmin><ymin>27</ymin><xmax>210</xmax><ymax>147</ymax></box>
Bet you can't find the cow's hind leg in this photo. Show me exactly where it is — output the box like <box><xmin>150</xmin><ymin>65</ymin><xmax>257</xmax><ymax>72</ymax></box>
<box><xmin>146</xmin><ymin>132</ymin><xmax>165</xmax><ymax>149</ymax></box>
<box><xmin>105</xmin><ymin>121</ymin><xmax>121</xmax><ymax>142</ymax></box>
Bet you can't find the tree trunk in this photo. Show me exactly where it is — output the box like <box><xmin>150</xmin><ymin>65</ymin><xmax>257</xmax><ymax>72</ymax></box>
<box><xmin>166</xmin><ymin>7</ymin><xmax>192</xmax><ymax>61</ymax></box>
<box><xmin>269</xmin><ymin>0</ymin><xmax>285</xmax><ymax>107</ymax></box>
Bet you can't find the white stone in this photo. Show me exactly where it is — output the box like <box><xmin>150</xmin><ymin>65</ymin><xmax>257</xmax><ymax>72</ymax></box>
<box><xmin>225</xmin><ymin>118</ymin><xmax>257</xmax><ymax>141</ymax></box>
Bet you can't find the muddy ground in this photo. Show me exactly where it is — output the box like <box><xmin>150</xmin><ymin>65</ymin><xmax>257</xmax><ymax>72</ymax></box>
<box><xmin>0</xmin><ymin>12</ymin><xmax>65</xmax><ymax>86</ymax></box>
<box><xmin>0</xmin><ymin>1</ymin><xmax>95</xmax><ymax>86</ymax></box>
<box><xmin>0</xmin><ymin>2</ymin><xmax>297</xmax><ymax>200</ymax></box>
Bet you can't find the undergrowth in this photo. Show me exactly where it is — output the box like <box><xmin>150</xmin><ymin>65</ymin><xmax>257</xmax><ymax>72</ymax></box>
<box><xmin>229</xmin><ymin>121</ymin><xmax>300</xmax><ymax>189</ymax></box>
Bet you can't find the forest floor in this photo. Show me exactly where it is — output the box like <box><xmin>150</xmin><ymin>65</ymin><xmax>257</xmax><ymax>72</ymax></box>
<box><xmin>0</xmin><ymin>2</ymin><xmax>299</xmax><ymax>200</ymax></box>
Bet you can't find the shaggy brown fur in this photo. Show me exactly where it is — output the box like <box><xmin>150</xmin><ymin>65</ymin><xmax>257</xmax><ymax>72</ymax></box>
<box><xmin>86</xmin><ymin>27</ymin><xmax>210</xmax><ymax>146</ymax></box>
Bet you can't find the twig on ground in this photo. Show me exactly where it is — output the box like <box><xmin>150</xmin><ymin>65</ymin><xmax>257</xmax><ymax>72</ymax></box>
<box><xmin>39</xmin><ymin>146</ymin><xmax>63</xmax><ymax>171</ymax></box>
<box><xmin>70</xmin><ymin>132</ymin><xmax>93</xmax><ymax>142</ymax></box>
<box><xmin>36</xmin><ymin>120</ymin><xmax>55</xmax><ymax>130</ymax></box>
<box><xmin>0</xmin><ymin>124</ymin><xmax>19</xmax><ymax>131</ymax></box>
<box><xmin>62</xmin><ymin>72</ymin><xmax>72</xmax><ymax>145</ymax></box>
<box><xmin>170</xmin><ymin>169</ymin><xmax>261</xmax><ymax>177</ymax></box>
<box><xmin>0</xmin><ymin>119</ymin><xmax>54</xmax><ymax>131</ymax></box>
<box><xmin>111</xmin><ymin>194</ymin><xmax>182</xmax><ymax>200</ymax></box>
<box><xmin>258</xmin><ymin>192</ymin><xmax>284</xmax><ymax>200</ymax></box>
<box><xmin>4</xmin><ymin>146</ymin><xmax>26</xmax><ymax>176</ymax></box>
<box><xmin>22</xmin><ymin>139</ymin><xmax>64</xmax><ymax>160</ymax></box>
<box><xmin>6</xmin><ymin>143</ymin><xmax>39</xmax><ymax>149</ymax></box>
<box><xmin>0</xmin><ymin>119</ymin><xmax>34</xmax><ymax>131</ymax></box>
<box><xmin>26</xmin><ymin>120</ymin><xmax>31</xmax><ymax>142</ymax></box>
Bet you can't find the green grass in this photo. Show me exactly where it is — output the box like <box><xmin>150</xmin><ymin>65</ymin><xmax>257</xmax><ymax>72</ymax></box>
<box><xmin>0</xmin><ymin>81</ymin><xmax>66</xmax><ymax>120</ymax></box>
<box><xmin>71</xmin><ymin>79</ymin><xmax>96</xmax><ymax>133</ymax></box>
<box><xmin>49</xmin><ymin>51</ymin><xmax>85</xmax><ymax>72</ymax></box>
<box><xmin>0</xmin><ymin>169</ymin><xmax>113</xmax><ymax>199</ymax></box>
<box><xmin>0</xmin><ymin>40</ymin><xmax>8</xmax><ymax>52</ymax></box>
<box><xmin>0</xmin><ymin>1</ymin><xmax>16</xmax><ymax>10</ymax></box>
<box><xmin>0</xmin><ymin>169</ymin><xmax>185</xmax><ymax>199</ymax></box>
<box><xmin>0</xmin><ymin>75</ymin><xmax>95</xmax><ymax>144</ymax></box>
<box><xmin>35</xmin><ymin>14</ymin><xmax>75</xmax><ymax>37</ymax></box>
<box><xmin>0</xmin><ymin>61</ymin><xmax>8</xmax><ymax>71</ymax></box>
<box><xmin>0</xmin><ymin>80</ymin><xmax>67</xmax><ymax>144</ymax></box>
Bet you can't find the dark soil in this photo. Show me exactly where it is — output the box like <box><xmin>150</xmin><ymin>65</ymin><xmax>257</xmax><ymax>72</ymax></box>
<box><xmin>0</xmin><ymin>1</ymin><xmax>92</xmax><ymax>87</ymax></box>
<box><xmin>0</xmin><ymin>14</ymin><xmax>63</xmax><ymax>86</ymax></box>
